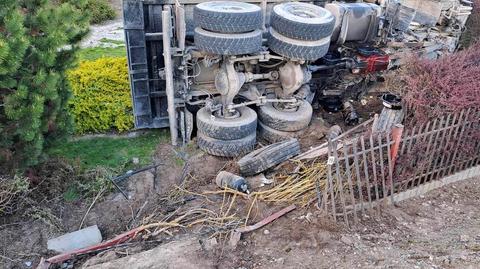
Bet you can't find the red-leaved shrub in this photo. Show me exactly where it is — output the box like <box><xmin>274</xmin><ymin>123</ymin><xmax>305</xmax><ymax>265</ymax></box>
<box><xmin>399</xmin><ymin>42</ymin><xmax>480</xmax><ymax>123</ymax></box>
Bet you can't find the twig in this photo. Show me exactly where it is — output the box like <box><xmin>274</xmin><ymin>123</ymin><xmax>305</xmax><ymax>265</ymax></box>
<box><xmin>79</xmin><ymin>188</ymin><xmax>105</xmax><ymax>230</ymax></box>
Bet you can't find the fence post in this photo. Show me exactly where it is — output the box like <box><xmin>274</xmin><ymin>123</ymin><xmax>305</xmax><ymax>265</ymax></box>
<box><xmin>390</xmin><ymin>124</ymin><xmax>404</xmax><ymax>169</ymax></box>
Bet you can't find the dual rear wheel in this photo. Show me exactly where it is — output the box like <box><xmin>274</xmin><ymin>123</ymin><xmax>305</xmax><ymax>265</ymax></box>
<box><xmin>196</xmin><ymin>100</ymin><xmax>313</xmax><ymax>157</ymax></box>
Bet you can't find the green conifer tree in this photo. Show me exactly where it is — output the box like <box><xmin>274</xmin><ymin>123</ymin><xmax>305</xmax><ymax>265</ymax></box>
<box><xmin>0</xmin><ymin>0</ymin><xmax>89</xmax><ymax>170</ymax></box>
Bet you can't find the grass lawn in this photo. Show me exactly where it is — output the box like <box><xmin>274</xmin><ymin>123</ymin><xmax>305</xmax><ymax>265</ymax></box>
<box><xmin>78</xmin><ymin>46</ymin><xmax>126</xmax><ymax>61</ymax></box>
<box><xmin>48</xmin><ymin>131</ymin><xmax>168</xmax><ymax>171</ymax></box>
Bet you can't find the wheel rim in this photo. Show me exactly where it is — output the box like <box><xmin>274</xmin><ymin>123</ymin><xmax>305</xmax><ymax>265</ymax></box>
<box><xmin>214</xmin><ymin>109</ymin><xmax>241</xmax><ymax>119</ymax></box>
<box><xmin>288</xmin><ymin>7</ymin><xmax>319</xmax><ymax>18</ymax></box>
<box><xmin>199</xmin><ymin>2</ymin><xmax>260</xmax><ymax>13</ymax></box>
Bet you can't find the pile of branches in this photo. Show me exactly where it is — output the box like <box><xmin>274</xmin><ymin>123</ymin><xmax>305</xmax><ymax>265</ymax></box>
<box><xmin>0</xmin><ymin>175</ymin><xmax>29</xmax><ymax>216</ymax></box>
<box><xmin>390</xmin><ymin>41</ymin><xmax>480</xmax><ymax>124</ymax></box>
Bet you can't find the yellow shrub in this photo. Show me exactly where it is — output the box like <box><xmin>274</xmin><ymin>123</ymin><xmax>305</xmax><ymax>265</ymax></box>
<box><xmin>68</xmin><ymin>57</ymin><xmax>133</xmax><ymax>133</ymax></box>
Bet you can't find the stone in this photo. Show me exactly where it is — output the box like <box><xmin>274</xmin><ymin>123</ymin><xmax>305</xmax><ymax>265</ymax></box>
<box><xmin>263</xmin><ymin>229</ymin><xmax>270</xmax><ymax>235</ymax></box>
<box><xmin>202</xmin><ymin>237</ymin><xmax>218</xmax><ymax>251</ymax></box>
<box><xmin>459</xmin><ymin>235</ymin><xmax>469</xmax><ymax>243</ymax></box>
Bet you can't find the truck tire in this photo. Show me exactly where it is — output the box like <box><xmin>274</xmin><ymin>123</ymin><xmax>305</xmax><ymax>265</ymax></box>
<box><xmin>271</xmin><ymin>2</ymin><xmax>335</xmax><ymax>41</ymax></box>
<box><xmin>194</xmin><ymin>1</ymin><xmax>263</xmax><ymax>33</ymax></box>
<box><xmin>258</xmin><ymin>100</ymin><xmax>313</xmax><ymax>132</ymax></box>
<box><xmin>268</xmin><ymin>27</ymin><xmax>330</xmax><ymax>61</ymax></box>
<box><xmin>258</xmin><ymin>122</ymin><xmax>306</xmax><ymax>143</ymax></box>
<box><xmin>197</xmin><ymin>106</ymin><xmax>257</xmax><ymax>140</ymax></box>
<box><xmin>195</xmin><ymin>28</ymin><xmax>262</xmax><ymax>55</ymax></box>
<box><xmin>197</xmin><ymin>132</ymin><xmax>256</xmax><ymax>158</ymax></box>
<box><xmin>238</xmin><ymin>138</ymin><xmax>300</xmax><ymax>176</ymax></box>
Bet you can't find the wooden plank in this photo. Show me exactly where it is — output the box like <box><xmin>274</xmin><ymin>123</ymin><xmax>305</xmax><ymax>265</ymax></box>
<box><xmin>360</xmin><ymin>136</ymin><xmax>374</xmax><ymax>211</ymax></box>
<box><xmin>352</xmin><ymin>137</ymin><xmax>365</xmax><ymax>214</ymax></box>
<box><xmin>342</xmin><ymin>143</ymin><xmax>358</xmax><ymax>223</ymax></box>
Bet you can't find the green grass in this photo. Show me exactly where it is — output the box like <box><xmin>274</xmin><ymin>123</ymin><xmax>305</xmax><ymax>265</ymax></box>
<box><xmin>99</xmin><ymin>38</ymin><xmax>125</xmax><ymax>45</ymax></box>
<box><xmin>63</xmin><ymin>186</ymin><xmax>81</xmax><ymax>202</ymax></box>
<box><xmin>78</xmin><ymin>46</ymin><xmax>126</xmax><ymax>61</ymax></box>
<box><xmin>48</xmin><ymin>131</ymin><xmax>168</xmax><ymax>171</ymax></box>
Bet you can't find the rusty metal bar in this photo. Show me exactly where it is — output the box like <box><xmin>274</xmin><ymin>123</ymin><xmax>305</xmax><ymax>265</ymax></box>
<box><xmin>418</xmin><ymin>118</ymin><xmax>439</xmax><ymax>186</ymax></box>
<box><xmin>457</xmin><ymin>113</ymin><xmax>475</xmax><ymax>172</ymax></box>
<box><xmin>369</xmin><ymin>135</ymin><xmax>381</xmax><ymax>211</ymax></box>
<box><xmin>386</xmin><ymin>133</ymin><xmax>395</xmax><ymax>203</ymax></box>
<box><xmin>377</xmin><ymin>135</ymin><xmax>388</xmax><ymax>204</ymax></box>
<box><xmin>400</xmin><ymin>127</ymin><xmax>411</xmax><ymax>155</ymax></box>
<box><xmin>431</xmin><ymin>114</ymin><xmax>452</xmax><ymax>181</ymax></box>
<box><xmin>331</xmin><ymin>140</ymin><xmax>349</xmax><ymax>225</ymax></box>
<box><xmin>437</xmin><ymin>112</ymin><xmax>460</xmax><ymax>179</ymax></box>
<box><xmin>342</xmin><ymin>143</ymin><xmax>358</xmax><ymax>223</ymax></box>
<box><xmin>447</xmin><ymin>108</ymin><xmax>472</xmax><ymax>176</ymax></box>
<box><xmin>403</xmin><ymin>126</ymin><xmax>417</xmax><ymax>155</ymax></box>
<box><xmin>360</xmin><ymin>136</ymin><xmax>373</xmax><ymax>211</ymax></box>
<box><xmin>326</xmin><ymin>139</ymin><xmax>337</xmax><ymax>221</ymax></box>
<box><xmin>336</xmin><ymin>141</ymin><xmax>395</xmax><ymax>161</ymax></box>
<box><xmin>466</xmin><ymin>111</ymin><xmax>480</xmax><ymax>168</ymax></box>
<box><xmin>410</xmin><ymin>121</ymin><xmax>431</xmax><ymax>189</ymax></box>
<box><xmin>462</xmin><ymin>110</ymin><xmax>479</xmax><ymax>170</ymax></box>
<box><xmin>352</xmin><ymin>137</ymin><xmax>365</xmax><ymax>214</ymax></box>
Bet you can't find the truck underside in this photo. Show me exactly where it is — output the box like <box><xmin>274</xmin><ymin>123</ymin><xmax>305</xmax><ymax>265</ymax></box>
<box><xmin>123</xmin><ymin>0</ymin><xmax>472</xmax><ymax>157</ymax></box>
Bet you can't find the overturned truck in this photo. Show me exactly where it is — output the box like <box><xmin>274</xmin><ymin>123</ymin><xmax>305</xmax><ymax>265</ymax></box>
<box><xmin>122</xmin><ymin>0</ymin><xmax>472</xmax><ymax>157</ymax></box>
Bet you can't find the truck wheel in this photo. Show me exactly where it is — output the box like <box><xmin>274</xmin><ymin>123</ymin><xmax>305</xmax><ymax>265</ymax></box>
<box><xmin>194</xmin><ymin>1</ymin><xmax>263</xmax><ymax>33</ymax></box>
<box><xmin>267</xmin><ymin>27</ymin><xmax>330</xmax><ymax>61</ymax></box>
<box><xmin>197</xmin><ymin>106</ymin><xmax>257</xmax><ymax>140</ymax></box>
<box><xmin>238</xmin><ymin>138</ymin><xmax>300</xmax><ymax>176</ymax></box>
<box><xmin>258</xmin><ymin>100</ymin><xmax>313</xmax><ymax>132</ymax></box>
<box><xmin>197</xmin><ymin>132</ymin><xmax>256</xmax><ymax>158</ymax></box>
<box><xmin>195</xmin><ymin>28</ymin><xmax>262</xmax><ymax>55</ymax></box>
<box><xmin>257</xmin><ymin>121</ymin><xmax>306</xmax><ymax>143</ymax></box>
<box><xmin>271</xmin><ymin>2</ymin><xmax>335</xmax><ymax>41</ymax></box>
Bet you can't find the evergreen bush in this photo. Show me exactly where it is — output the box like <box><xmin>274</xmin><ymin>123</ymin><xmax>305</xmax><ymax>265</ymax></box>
<box><xmin>0</xmin><ymin>0</ymin><xmax>89</xmax><ymax>169</ymax></box>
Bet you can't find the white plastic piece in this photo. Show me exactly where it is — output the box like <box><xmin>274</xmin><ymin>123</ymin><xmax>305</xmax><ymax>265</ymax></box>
<box><xmin>47</xmin><ymin>225</ymin><xmax>102</xmax><ymax>253</ymax></box>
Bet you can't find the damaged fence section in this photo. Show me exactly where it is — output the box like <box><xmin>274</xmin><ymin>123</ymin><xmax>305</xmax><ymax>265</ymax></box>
<box><xmin>320</xmin><ymin>108</ymin><xmax>480</xmax><ymax>225</ymax></box>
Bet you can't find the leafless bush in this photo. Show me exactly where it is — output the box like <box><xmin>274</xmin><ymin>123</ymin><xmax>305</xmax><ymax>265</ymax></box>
<box><xmin>0</xmin><ymin>175</ymin><xmax>30</xmax><ymax>216</ymax></box>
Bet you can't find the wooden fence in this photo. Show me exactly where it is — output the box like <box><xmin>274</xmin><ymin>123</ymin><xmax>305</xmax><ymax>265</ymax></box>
<box><xmin>320</xmin><ymin>108</ymin><xmax>480</xmax><ymax>225</ymax></box>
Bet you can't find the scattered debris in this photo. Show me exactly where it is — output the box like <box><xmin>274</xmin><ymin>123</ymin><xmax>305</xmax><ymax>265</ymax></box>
<box><xmin>215</xmin><ymin>171</ymin><xmax>250</xmax><ymax>193</ymax></box>
<box><xmin>229</xmin><ymin>205</ymin><xmax>296</xmax><ymax>247</ymax></box>
<box><xmin>238</xmin><ymin>138</ymin><xmax>301</xmax><ymax>177</ymax></box>
<box><xmin>372</xmin><ymin>93</ymin><xmax>404</xmax><ymax>133</ymax></box>
<box><xmin>245</xmin><ymin>173</ymin><xmax>272</xmax><ymax>189</ymax></box>
<box><xmin>47</xmin><ymin>225</ymin><xmax>102</xmax><ymax>253</ymax></box>
<box><xmin>343</xmin><ymin>101</ymin><xmax>359</xmax><ymax>126</ymax></box>
<box><xmin>110</xmin><ymin>163</ymin><xmax>162</xmax><ymax>199</ymax></box>
<box><xmin>328</xmin><ymin>125</ymin><xmax>343</xmax><ymax>140</ymax></box>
